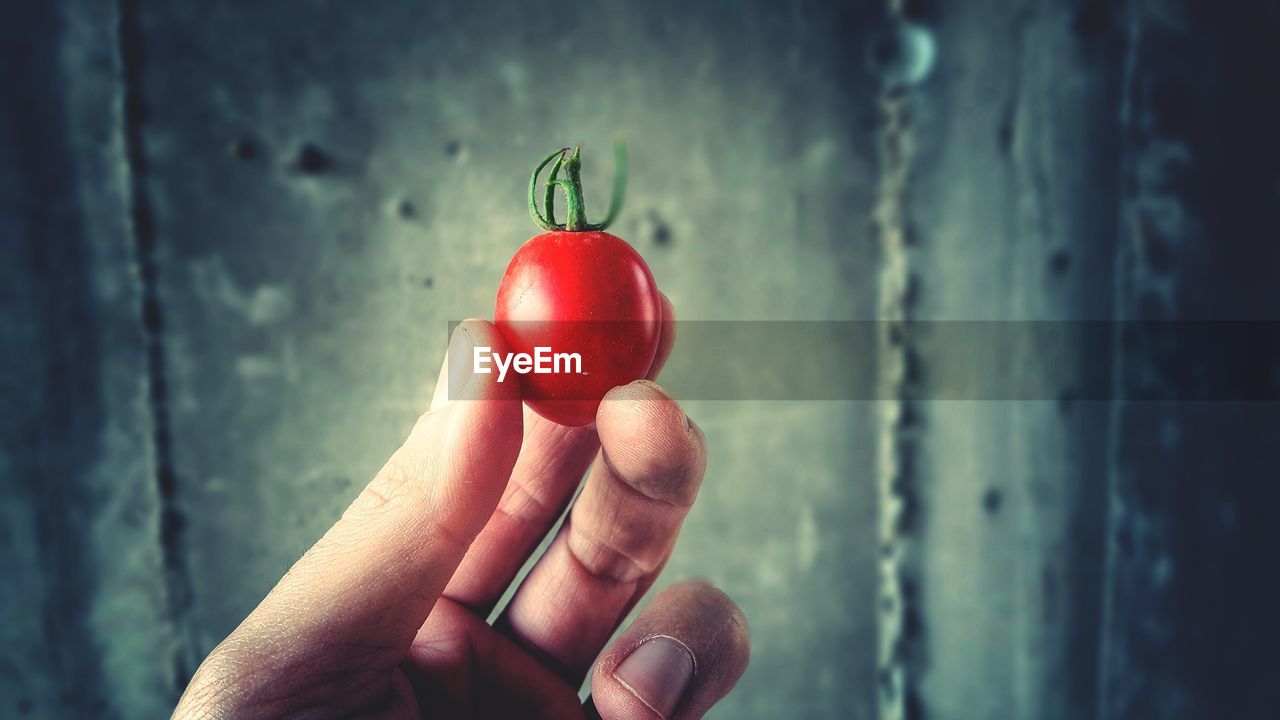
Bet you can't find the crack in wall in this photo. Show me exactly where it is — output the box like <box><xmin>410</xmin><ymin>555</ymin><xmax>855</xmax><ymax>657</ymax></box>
<box><xmin>876</xmin><ymin>94</ymin><xmax>924</xmax><ymax>720</ymax></box>
<box><xmin>115</xmin><ymin>0</ymin><xmax>194</xmax><ymax>697</ymax></box>
<box><xmin>875</xmin><ymin>12</ymin><xmax>925</xmax><ymax>716</ymax></box>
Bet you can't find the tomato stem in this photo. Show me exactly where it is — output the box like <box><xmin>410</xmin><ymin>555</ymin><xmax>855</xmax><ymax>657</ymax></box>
<box><xmin>543</xmin><ymin>152</ymin><xmax>565</xmax><ymax>227</ymax></box>
<box><xmin>529</xmin><ymin>148</ymin><xmax>569</xmax><ymax>230</ymax></box>
<box><xmin>528</xmin><ymin>140</ymin><xmax>627</xmax><ymax>232</ymax></box>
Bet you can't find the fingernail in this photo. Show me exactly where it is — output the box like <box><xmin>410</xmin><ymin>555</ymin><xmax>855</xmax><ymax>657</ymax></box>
<box><xmin>633</xmin><ymin>380</ymin><xmax>691</xmax><ymax>430</ymax></box>
<box><xmin>632</xmin><ymin>378</ymin><xmax>668</xmax><ymax>395</ymax></box>
<box><xmin>628</xmin><ymin>379</ymin><xmax>693</xmax><ymax>434</ymax></box>
<box><xmin>452</xmin><ymin>323</ymin><xmax>482</xmax><ymax>401</ymax></box>
<box><xmin>430</xmin><ymin>322</ymin><xmax>476</xmax><ymax>410</ymax></box>
<box><xmin>613</xmin><ymin>636</ymin><xmax>695</xmax><ymax>719</ymax></box>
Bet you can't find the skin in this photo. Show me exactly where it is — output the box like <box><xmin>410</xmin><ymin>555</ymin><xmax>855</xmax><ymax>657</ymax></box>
<box><xmin>173</xmin><ymin>294</ymin><xmax>750</xmax><ymax>719</ymax></box>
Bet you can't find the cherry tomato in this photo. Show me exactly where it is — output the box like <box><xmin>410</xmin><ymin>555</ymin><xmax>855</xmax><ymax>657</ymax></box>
<box><xmin>495</xmin><ymin>231</ymin><xmax>661</xmax><ymax>425</ymax></box>
<box><xmin>493</xmin><ymin>143</ymin><xmax>661</xmax><ymax>426</ymax></box>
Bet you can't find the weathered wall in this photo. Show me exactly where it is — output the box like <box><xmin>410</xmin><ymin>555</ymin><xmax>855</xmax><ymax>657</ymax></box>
<box><xmin>3</xmin><ymin>1</ymin><xmax>1278</xmax><ymax>719</ymax></box>
<box><xmin>1</xmin><ymin>3</ymin><xmax>177</xmax><ymax>717</ymax></box>
<box><xmin>877</xmin><ymin>0</ymin><xmax>1121</xmax><ymax>717</ymax></box>
<box><xmin>1099</xmin><ymin>1</ymin><xmax>1280</xmax><ymax>716</ymax></box>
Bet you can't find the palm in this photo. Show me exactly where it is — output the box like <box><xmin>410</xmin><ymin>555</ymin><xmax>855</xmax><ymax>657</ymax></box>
<box><xmin>400</xmin><ymin>598</ymin><xmax>583</xmax><ymax>719</ymax></box>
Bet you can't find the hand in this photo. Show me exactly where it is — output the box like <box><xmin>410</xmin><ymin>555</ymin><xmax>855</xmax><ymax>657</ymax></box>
<box><xmin>173</xmin><ymin>305</ymin><xmax>750</xmax><ymax>719</ymax></box>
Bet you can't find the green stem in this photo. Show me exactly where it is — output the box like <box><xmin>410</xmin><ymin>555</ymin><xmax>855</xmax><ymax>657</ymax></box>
<box><xmin>529</xmin><ymin>148</ymin><xmax>568</xmax><ymax>231</ymax></box>
<box><xmin>559</xmin><ymin>148</ymin><xmax>589</xmax><ymax>230</ymax></box>
<box><xmin>527</xmin><ymin>140</ymin><xmax>628</xmax><ymax>232</ymax></box>
<box><xmin>543</xmin><ymin>152</ymin><xmax>565</xmax><ymax>228</ymax></box>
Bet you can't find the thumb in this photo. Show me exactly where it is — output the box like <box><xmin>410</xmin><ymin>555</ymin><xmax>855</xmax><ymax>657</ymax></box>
<box><xmin>211</xmin><ymin>320</ymin><xmax>523</xmax><ymax>672</ymax></box>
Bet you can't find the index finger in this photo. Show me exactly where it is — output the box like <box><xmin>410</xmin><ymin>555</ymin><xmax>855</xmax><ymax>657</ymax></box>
<box><xmin>191</xmin><ymin>321</ymin><xmax>523</xmax><ymax>682</ymax></box>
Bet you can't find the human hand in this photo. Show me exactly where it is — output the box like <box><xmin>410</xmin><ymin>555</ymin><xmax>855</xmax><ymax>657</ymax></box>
<box><xmin>173</xmin><ymin>303</ymin><xmax>749</xmax><ymax>719</ymax></box>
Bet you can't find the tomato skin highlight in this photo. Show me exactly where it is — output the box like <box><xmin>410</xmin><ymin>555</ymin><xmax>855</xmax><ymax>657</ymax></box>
<box><xmin>494</xmin><ymin>230</ymin><xmax>662</xmax><ymax>426</ymax></box>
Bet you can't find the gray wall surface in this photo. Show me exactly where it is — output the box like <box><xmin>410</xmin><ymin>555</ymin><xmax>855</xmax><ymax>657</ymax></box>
<box><xmin>3</xmin><ymin>1</ymin><xmax>1278</xmax><ymax>719</ymax></box>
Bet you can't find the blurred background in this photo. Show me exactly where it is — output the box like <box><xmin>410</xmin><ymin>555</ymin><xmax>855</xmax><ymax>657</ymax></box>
<box><xmin>2</xmin><ymin>1</ymin><xmax>1278</xmax><ymax>718</ymax></box>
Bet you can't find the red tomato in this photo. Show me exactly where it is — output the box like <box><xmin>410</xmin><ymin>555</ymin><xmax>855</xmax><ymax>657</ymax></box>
<box><xmin>493</xmin><ymin>144</ymin><xmax>661</xmax><ymax>426</ymax></box>
<box><xmin>495</xmin><ymin>230</ymin><xmax>661</xmax><ymax>426</ymax></box>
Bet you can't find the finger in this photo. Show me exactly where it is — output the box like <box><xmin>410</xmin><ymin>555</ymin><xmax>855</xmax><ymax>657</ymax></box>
<box><xmin>586</xmin><ymin>581</ymin><xmax>750</xmax><ymax>720</ymax></box>
<box><xmin>442</xmin><ymin>409</ymin><xmax>599</xmax><ymax>613</ymax></box>
<box><xmin>444</xmin><ymin>293</ymin><xmax>677</xmax><ymax>613</ymax></box>
<box><xmin>205</xmin><ymin>320</ymin><xmax>523</xmax><ymax>673</ymax></box>
<box><xmin>498</xmin><ymin>380</ymin><xmax>707</xmax><ymax>681</ymax></box>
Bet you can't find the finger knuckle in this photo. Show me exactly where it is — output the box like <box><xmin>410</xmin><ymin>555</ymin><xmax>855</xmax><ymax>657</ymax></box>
<box><xmin>569</xmin><ymin>529</ymin><xmax>665</xmax><ymax>583</ymax></box>
<box><xmin>349</xmin><ymin>456</ymin><xmax>423</xmax><ymax>515</ymax></box>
